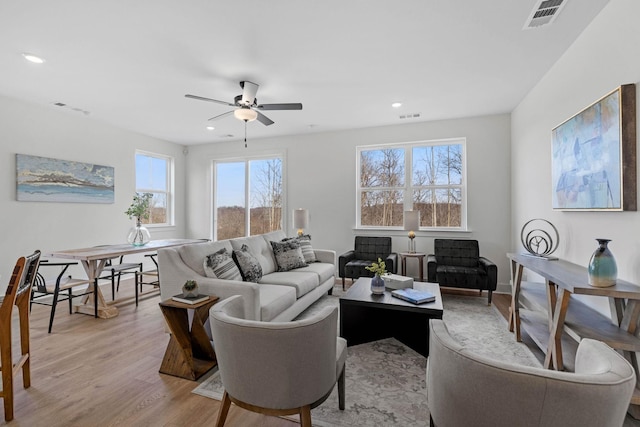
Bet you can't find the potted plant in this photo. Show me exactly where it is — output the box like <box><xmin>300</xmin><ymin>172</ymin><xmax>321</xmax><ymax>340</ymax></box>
<box><xmin>125</xmin><ymin>192</ymin><xmax>153</xmax><ymax>246</ymax></box>
<box><xmin>366</xmin><ymin>258</ymin><xmax>387</xmax><ymax>295</ymax></box>
<box><xmin>182</xmin><ymin>280</ymin><xmax>199</xmax><ymax>298</ymax></box>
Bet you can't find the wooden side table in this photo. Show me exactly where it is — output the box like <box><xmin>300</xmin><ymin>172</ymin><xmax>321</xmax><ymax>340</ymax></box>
<box><xmin>400</xmin><ymin>252</ymin><xmax>426</xmax><ymax>282</ymax></box>
<box><xmin>159</xmin><ymin>295</ymin><xmax>219</xmax><ymax>380</ymax></box>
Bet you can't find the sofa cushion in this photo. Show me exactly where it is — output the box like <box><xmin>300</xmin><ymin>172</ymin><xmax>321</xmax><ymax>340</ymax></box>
<box><xmin>293</xmin><ymin>262</ymin><xmax>334</xmax><ymax>284</ymax></box>
<box><xmin>258</xmin><ymin>284</ymin><xmax>296</xmax><ymax>322</ymax></box>
<box><xmin>178</xmin><ymin>240</ymin><xmax>233</xmax><ymax>276</ymax></box>
<box><xmin>232</xmin><ymin>244</ymin><xmax>263</xmax><ymax>283</ymax></box>
<box><xmin>203</xmin><ymin>248</ymin><xmax>242</xmax><ymax>281</ymax></box>
<box><xmin>270</xmin><ymin>240</ymin><xmax>307</xmax><ymax>272</ymax></box>
<box><xmin>260</xmin><ymin>271</ymin><xmax>319</xmax><ymax>298</ymax></box>
<box><xmin>262</xmin><ymin>230</ymin><xmax>287</xmax><ymax>244</ymax></box>
<box><xmin>284</xmin><ymin>234</ymin><xmax>317</xmax><ymax>264</ymax></box>
<box><xmin>231</xmin><ymin>235</ymin><xmax>277</xmax><ymax>275</ymax></box>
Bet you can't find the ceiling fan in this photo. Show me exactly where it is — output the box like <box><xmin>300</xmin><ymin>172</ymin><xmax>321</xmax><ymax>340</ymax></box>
<box><xmin>185</xmin><ymin>81</ymin><xmax>303</xmax><ymax>126</ymax></box>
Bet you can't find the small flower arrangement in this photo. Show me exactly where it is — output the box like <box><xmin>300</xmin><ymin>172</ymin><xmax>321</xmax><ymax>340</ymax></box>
<box><xmin>125</xmin><ymin>192</ymin><xmax>153</xmax><ymax>221</ymax></box>
<box><xmin>365</xmin><ymin>258</ymin><xmax>388</xmax><ymax>277</ymax></box>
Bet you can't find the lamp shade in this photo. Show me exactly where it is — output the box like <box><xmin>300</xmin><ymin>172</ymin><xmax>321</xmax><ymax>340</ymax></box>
<box><xmin>234</xmin><ymin>108</ymin><xmax>258</xmax><ymax>122</ymax></box>
<box><xmin>293</xmin><ymin>208</ymin><xmax>309</xmax><ymax>231</ymax></box>
<box><xmin>403</xmin><ymin>210</ymin><xmax>420</xmax><ymax>231</ymax></box>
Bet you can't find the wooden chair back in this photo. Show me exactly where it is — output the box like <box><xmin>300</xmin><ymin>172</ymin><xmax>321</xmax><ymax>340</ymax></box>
<box><xmin>0</xmin><ymin>250</ymin><xmax>41</xmax><ymax>421</ymax></box>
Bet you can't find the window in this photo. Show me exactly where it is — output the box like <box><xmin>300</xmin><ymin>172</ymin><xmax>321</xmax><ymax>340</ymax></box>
<box><xmin>214</xmin><ymin>156</ymin><xmax>284</xmax><ymax>240</ymax></box>
<box><xmin>135</xmin><ymin>151</ymin><xmax>173</xmax><ymax>225</ymax></box>
<box><xmin>357</xmin><ymin>139</ymin><xmax>466</xmax><ymax>230</ymax></box>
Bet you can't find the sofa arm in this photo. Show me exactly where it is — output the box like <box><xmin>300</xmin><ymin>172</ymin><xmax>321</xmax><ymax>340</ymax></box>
<box><xmin>385</xmin><ymin>252</ymin><xmax>398</xmax><ymax>274</ymax></box>
<box><xmin>427</xmin><ymin>254</ymin><xmax>437</xmax><ymax>282</ymax></box>
<box><xmin>314</xmin><ymin>249</ymin><xmax>336</xmax><ymax>266</ymax></box>
<box><xmin>479</xmin><ymin>257</ymin><xmax>497</xmax><ymax>290</ymax></box>
<box><xmin>338</xmin><ymin>250</ymin><xmax>356</xmax><ymax>278</ymax></box>
<box><xmin>158</xmin><ymin>247</ymin><xmax>261</xmax><ymax>320</ymax></box>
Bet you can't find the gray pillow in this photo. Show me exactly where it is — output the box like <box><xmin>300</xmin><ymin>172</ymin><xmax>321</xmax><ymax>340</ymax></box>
<box><xmin>284</xmin><ymin>234</ymin><xmax>317</xmax><ymax>263</ymax></box>
<box><xmin>270</xmin><ymin>239</ymin><xmax>307</xmax><ymax>272</ymax></box>
<box><xmin>204</xmin><ymin>247</ymin><xmax>242</xmax><ymax>281</ymax></box>
<box><xmin>232</xmin><ymin>244</ymin><xmax>263</xmax><ymax>283</ymax></box>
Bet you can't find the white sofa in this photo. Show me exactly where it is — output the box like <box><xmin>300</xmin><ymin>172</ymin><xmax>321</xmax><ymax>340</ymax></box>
<box><xmin>158</xmin><ymin>230</ymin><xmax>336</xmax><ymax>322</ymax></box>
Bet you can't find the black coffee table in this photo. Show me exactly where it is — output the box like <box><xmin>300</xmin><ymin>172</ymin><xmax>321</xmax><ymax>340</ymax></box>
<box><xmin>339</xmin><ymin>278</ymin><xmax>444</xmax><ymax>357</ymax></box>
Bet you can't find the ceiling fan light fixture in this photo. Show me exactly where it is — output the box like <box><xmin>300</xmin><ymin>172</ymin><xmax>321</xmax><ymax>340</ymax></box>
<box><xmin>234</xmin><ymin>108</ymin><xmax>258</xmax><ymax>122</ymax></box>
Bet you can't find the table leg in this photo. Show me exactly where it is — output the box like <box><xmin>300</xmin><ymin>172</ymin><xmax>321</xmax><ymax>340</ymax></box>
<box><xmin>544</xmin><ymin>288</ymin><xmax>570</xmax><ymax>370</ymax></box>
<box><xmin>402</xmin><ymin>256</ymin><xmax>407</xmax><ymax>276</ymax></box>
<box><xmin>508</xmin><ymin>260</ymin><xmax>523</xmax><ymax>341</ymax></box>
<box><xmin>418</xmin><ymin>257</ymin><xmax>424</xmax><ymax>282</ymax></box>
<box><xmin>75</xmin><ymin>259</ymin><xmax>119</xmax><ymax>319</ymax></box>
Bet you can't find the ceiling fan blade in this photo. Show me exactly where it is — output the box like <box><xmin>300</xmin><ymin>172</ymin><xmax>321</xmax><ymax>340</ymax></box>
<box><xmin>185</xmin><ymin>94</ymin><xmax>235</xmax><ymax>107</ymax></box>
<box><xmin>256</xmin><ymin>111</ymin><xmax>274</xmax><ymax>126</ymax></box>
<box><xmin>240</xmin><ymin>81</ymin><xmax>259</xmax><ymax>105</ymax></box>
<box><xmin>207</xmin><ymin>110</ymin><xmax>234</xmax><ymax>121</ymax></box>
<box><xmin>256</xmin><ymin>103</ymin><xmax>303</xmax><ymax>111</ymax></box>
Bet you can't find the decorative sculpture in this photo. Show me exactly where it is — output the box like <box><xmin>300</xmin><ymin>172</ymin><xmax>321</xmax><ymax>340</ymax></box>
<box><xmin>520</xmin><ymin>218</ymin><xmax>559</xmax><ymax>259</ymax></box>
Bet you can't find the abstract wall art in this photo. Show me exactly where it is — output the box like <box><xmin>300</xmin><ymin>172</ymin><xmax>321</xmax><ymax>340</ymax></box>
<box><xmin>551</xmin><ymin>84</ymin><xmax>636</xmax><ymax>211</ymax></box>
<box><xmin>16</xmin><ymin>154</ymin><xmax>114</xmax><ymax>203</ymax></box>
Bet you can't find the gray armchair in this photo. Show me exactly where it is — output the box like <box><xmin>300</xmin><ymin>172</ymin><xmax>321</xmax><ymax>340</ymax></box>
<box><xmin>427</xmin><ymin>319</ymin><xmax>636</xmax><ymax>427</ymax></box>
<box><xmin>209</xmin><ymin>295</ymin><xmax>346</xmax><ymax>427</ymax></box>
<box><xmin>339</xmin><ymin>236</ymin><xmax>398</xmax><ymax>290</ymax></box>
<box><xmin>427</xmin><ymin>239</ymin><xmax>496</xmax><ymax>303</ymax></box>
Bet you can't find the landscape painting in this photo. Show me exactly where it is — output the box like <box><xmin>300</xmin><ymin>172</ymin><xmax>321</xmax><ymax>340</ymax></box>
<box><xmin>16</xmin><ymin>154</ymin><xmax>114</xmax><ymax>203</ymax></box>
<box><xmin>551</xmin><ymin>84</ymin><xmax>637</xmax><ymax>211</ymax></box>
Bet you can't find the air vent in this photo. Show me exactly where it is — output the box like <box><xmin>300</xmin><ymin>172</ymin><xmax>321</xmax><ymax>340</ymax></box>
<box><xmin>52</xmin><ymin>102</ymin><xmax>90</xmax><ymax>116</ymax></box>
<box><xmin>523</xmin><ymin>0</ymin><xmax>567</xmax><ymax>29</ymax></box>
<box><xmin>399</xmin><ymin>113</ymin><xmax>421</xmax><ymax>120</ymax></box>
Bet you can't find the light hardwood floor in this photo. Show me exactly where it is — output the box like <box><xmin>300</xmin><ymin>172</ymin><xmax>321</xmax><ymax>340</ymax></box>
<box><xmin>4</xmin><ymin>280</ymin><xmax>296</xmax><ymax>426</ymax></box>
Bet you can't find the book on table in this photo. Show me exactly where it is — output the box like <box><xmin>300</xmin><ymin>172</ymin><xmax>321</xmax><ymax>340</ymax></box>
<box><xmin>391</xmin><ymin>288</ymin><xmax>436</xmax><ymax>305</ymax></box>
<box><xmin>171</xmin><ymin>293</ymin><xmax>210</xmax><ymax>305</ymax></box>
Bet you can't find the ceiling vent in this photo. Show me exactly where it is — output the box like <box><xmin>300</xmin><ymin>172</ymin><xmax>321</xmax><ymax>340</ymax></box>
<box><xmin>52</xmin><ymin>101</ymin><xmax>90</xmax><ymax>116</ymax></box>
<box><xmin>399</xmin><ymin>113</ymin><xmax>421</xmax><ymax>120</ymax></box>
<box><xmin>523</xmin><ymin>0</ymin><xmax>567</xmax><ymax>29</ymax></box>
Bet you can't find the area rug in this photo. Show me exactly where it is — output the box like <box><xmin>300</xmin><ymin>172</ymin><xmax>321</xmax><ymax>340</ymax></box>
<box><xmin>193</xmin><ymin>289</ymin><xmax>540</xmax><ymax>426</ymax></box>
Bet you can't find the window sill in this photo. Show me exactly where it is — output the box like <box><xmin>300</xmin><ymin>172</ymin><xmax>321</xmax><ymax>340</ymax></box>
<box><xmin>352</xmin><ymin>227</ymin><xmax>472</xmax><ymax>236</ymax></box>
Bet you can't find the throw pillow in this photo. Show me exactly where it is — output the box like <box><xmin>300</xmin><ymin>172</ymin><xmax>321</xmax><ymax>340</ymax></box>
<box><xmin>232</xmin><ymin>244</ymin><xmax>263</xmax><ymax>283</ymax></box>
<box><xmin>283</xmin><ymin>234</ymin><xmax>317</xmax><ymax>263</ymax></box>
<box><xmin>203</xmin><ymin>248</ymin><xmax>242</xmax><ymax>281</ymax></box>
<box><xmin>270</xmin><ymin>239</ymin><xmax>307</xmax><ymax>272</ymax></box>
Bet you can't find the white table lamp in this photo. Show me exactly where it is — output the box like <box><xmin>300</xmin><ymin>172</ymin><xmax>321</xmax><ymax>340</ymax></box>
<box><xmin>293</xmin><ymin>208</ymin><xmax>309</xmax><ymax>236</ymax></box>
<box><xmin>403</xmin><ymin>210</ymin><xmax>420</xmax><ymax>253</ymax></box>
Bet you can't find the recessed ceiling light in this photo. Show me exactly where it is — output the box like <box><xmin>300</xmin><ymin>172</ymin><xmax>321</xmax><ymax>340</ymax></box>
<box><xmin>206</xmin><ymin>126</ymin><xmax>215</xmax><ymax>131</ymax></box>
<box><xmin>22</xmin><ymin>53</ymin><xmax>45</xmax><ymax>64</ymax></box>
<box><xmin>391</xmin><ymin>102</ymin><xmax>402</xmax><ymax>108</ymax></box>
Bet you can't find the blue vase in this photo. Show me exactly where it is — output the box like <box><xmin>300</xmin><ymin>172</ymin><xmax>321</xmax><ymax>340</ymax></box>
<box><xmin>371</xmin><ymin>274</ymin><xmax>385</xmax><ymax>295</ymax></box>
<box><xmin>588</xmin><ymin>238</ymin><xmax>617</xmax><ymax>288</ymax></box>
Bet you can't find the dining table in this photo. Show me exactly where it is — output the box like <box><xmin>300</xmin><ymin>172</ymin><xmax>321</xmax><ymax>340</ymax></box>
<box><xmin>46</xmin><ymin>239</ymin><xmax>204</xmax><ymax>319</ymax></box>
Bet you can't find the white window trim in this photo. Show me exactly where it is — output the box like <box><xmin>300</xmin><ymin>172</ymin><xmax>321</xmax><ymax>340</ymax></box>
<box><xmin>134</xmin><ymin>150</ymin><xmax>174</xmax><ymax>227</ymax></box>
<box><xmin>211</xmin><ymin>151</ymin><xmax>287</xmax><ymax>241</ymax></box>
<box><xmin>356</xmin><ymin>138</ymin><xmax>467</xmax><ymax>232</ymax></box>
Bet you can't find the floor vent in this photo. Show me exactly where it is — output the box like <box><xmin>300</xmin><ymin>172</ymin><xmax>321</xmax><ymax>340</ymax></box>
<box><xmin>523</xmin><ymin>0</ymin><xmax>567</xmax><ymax>29</ymax></box>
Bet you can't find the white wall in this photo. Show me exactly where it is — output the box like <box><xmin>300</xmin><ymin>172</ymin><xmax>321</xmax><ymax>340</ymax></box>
<box><xmin>0</xmin><ymin>95</ymin><xmax>187</xmax><ymax>282</ymax></box>
<box><xmin>186</xmin><ymin>114</ymin><xmax>513</xmax><ymax>288</ymax></box>
<box><xmin>511</xmin><ymin>0</ymin><xmax>640</xmax><ymax>314</ymax></box>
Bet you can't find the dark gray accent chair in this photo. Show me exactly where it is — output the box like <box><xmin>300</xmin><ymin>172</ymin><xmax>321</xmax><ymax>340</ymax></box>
<box><xmin>338</xmin><ymin>236</ymin><xmax>398</xmax><ymax>290</ymax></box>
<box><xmin>427</xmin><ymin>239</ymin><xmax>497</xmax><ymax>303</ymax></box>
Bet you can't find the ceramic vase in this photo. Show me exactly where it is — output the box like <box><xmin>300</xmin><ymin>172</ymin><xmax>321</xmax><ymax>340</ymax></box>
<box><xmin>371</xmin><ymin>274</ymin><xmax>385</xmax><ymax>295</ymax></box>
<box><xmin>588</xmin><ymin>238</ymin><xmax>617</xmax><ymax>288</ymax></box>
<box><xmin>127</xmin><ymin>218</ymin><xmax>151</xmax><ymax>246</ymax></box>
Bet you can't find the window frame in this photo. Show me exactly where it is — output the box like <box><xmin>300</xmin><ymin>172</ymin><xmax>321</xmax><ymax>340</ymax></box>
<box><xmin>211</xmin><ymin>152</ymin><xmax>286</xmax><ymax>241</ymax></box>
<box><xmin>356</xmin><ymin>138</ymin><xmax>467</xmax><ymax>231</ymax></box>
<box><xmin>134</xmin><ymin>150</ymin><xmax>174</xmax><ymax>227</ymax></box>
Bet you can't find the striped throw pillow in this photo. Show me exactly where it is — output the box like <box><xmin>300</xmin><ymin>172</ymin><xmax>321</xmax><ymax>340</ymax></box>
<box><xmin>203</xmin><ymin>248</ymin><xmax>242</xmax><ymax>281</ymax></box>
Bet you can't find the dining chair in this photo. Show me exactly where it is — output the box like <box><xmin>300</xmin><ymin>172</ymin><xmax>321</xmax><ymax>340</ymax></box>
<box><xmin>0</xmin><ymin>250</ymin><xmax>41</xmax><ymax>421</ymax></box>
<box><xmin>97</xmin><ymin>255</ymin><xmax>142</xmax><ymax>301</ymax></box>
<box><xmin>30</xmin><ymin>259</ymin><xmax>91</xmax><ymax>333</ymax></box>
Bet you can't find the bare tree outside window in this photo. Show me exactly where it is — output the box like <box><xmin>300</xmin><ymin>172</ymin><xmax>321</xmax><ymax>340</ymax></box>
<box><xmin>358</xmin><ymin>141</ymin><xmax>465</xmax><ymax>229</ymax></box>
<box><xmin>135</xmin><ymin>152</ymin><xmax>172</xmax><ymax>225</ymax></box>
<box><xmin>215</xmin><ymin>157</ymin><xmax>283</xmax><ymax>240</ymax></box>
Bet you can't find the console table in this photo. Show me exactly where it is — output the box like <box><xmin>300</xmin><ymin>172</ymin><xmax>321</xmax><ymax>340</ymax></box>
<box><xmin>507</xmin><ymin>253</ymin><xmax>640</xmax><ymax>415</ymax></box>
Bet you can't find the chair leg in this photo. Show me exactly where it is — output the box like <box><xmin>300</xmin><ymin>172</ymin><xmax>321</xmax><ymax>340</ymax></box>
<box><xmin>300</xmin><ymin>405</ymin><xmax>312</xmax><ymax>427</ymax></box>
<box><xmin>215</xmin><ymin>391</ymin><xmax>232</xmax><ymax>427</ymax></box>
<box><xmin>111</xmin><ymin>275</ymin><xmax>116</xmax><ymax>301</ymax></box>
<box><xmin>67</xmin><ymin>288</ymin><xmax>73</xmax><ymax>314</ymax></box>
<box><xmin>135</xmin><ymin>273</ymin><xmax>139</xmax><ymax>307</ymax></box>
<box><xmin>2</xmin><ymin>340</ymin><xmax>14</xmax><ymax>421</ymax></box>
<box><xmin>342</xmin><ymin>277</ymin><xmax>345</xmax><ymax>290</ymax></box>
<box><xmin>48</xmin><ymin>285</ymin><xmax>61</xmax><ymax>334</ymax></box>
<box><xmin>488</xmin><ymin>290</ymin><xmax>493</xmax><ymax>305</ymax></box>
<box><xmin>94</xmin><ymin>279</ymin><xmax>99</xmax><ymax>318</ymax></box>
<box><xmin>338</xmin><ymin>367</ymin><xmax>345</xmax><ymax>410</ymax></box>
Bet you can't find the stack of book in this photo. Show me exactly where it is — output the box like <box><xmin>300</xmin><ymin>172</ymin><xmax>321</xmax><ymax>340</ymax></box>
<box><xmin>391</xmin><ymin>288</ymin><xmax>435</xmax><ymax>305</ymax></box>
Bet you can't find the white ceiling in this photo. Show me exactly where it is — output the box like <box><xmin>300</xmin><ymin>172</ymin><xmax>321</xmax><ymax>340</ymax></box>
<box><xmin>0</xmin><ymin>0</ymin><xmax>609</xmax><ymax>146</ymax></box>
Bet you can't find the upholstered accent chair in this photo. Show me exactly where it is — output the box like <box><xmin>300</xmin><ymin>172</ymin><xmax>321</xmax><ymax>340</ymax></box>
<box><xmin>427</xmin><ymin>319</ymin><xmax>636</xmax><ymax>427</ymax></box>
<box><xmin>209</xmin><ymin>295</ymin><xmax>346</xmax><ymax>427</ymax></box>
<box><xmin>427</xmin><ymin>239</ymin><xmax>496</xmax><ymax>303</ymax></box>
<box><xmin>338</xmin><ymin>236</ymin><xmax>398</xmax><ymax>290</ymax></box>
